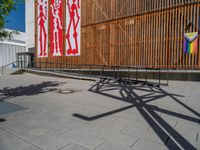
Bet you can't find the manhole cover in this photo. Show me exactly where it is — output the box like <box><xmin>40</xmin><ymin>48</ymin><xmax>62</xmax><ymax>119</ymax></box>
<box><xmin>57</xmin><ymin>89</ymin><xmax>81</xmax><ymax>94</ymax></box>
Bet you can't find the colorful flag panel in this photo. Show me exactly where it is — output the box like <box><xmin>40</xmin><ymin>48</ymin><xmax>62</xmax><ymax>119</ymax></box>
<box><xmin>50</xmin><ymin>0</ymin><xmax>63</xmax><ymax>57</ymax></box>
<box><xmin>66</xmin><ymin>0</ymin><xmax>81</xmax><ymax>56</ymax></box>
<box><xmin>184</xmin><ymin>32</ymin><xmax>199</xmax><ymax>54</ymax></box>
<box><xmin>37</xmin><ymin>0</ymin><xmax>48</xmax><ymax>58</ymax></box>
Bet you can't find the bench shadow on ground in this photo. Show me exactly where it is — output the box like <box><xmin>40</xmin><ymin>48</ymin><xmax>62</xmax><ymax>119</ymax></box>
<box><xmin>73</xmin><ymin>78</ymin><xmax>200</xmax><ymax>150</ymax></box>
<box><xmin>0</xmin><ymin>81</ymin><xmax>65</xmax><ymax>116</ymax></box>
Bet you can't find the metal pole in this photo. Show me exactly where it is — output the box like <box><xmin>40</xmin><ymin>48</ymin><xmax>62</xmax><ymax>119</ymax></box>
<box><xmin>117</xmin><ymin>66</ymin><xmax>119</xmax><ymax>79</ymax></box>
<box><xmin>103</xmin><ymin>65</ymin><xmax>105</xmax><ymax>77</ymax></box>
<box><xmin>167</xmin><ymin>69</ymin><xmax>169</xmax><ymax>86</ymax></box>
<box><xmin>136</xmin><ymin>67</ymin><xmax>138</xmax><ymax>81</ymax></box>
<box><xmin>79</xmin><ymin>64</ymin><xmax>81</xmax><ymax>76</ymax></box>
<box><xmin>127</xmin><ymin>67</ymin><xmax>129</xmax><ymax>80</ymax></box>
<box><xmin>45</xmin><ymin>61</ymin><xmax>46</xmax><ymax>71</ymax></box>
<box><xmin>128</xmin><ymin>67</ymin><xmax>130</xmax><ymax>80</ymax></box>
<box><xmin>113</xmin><ymin>67</ymin><xmax>115</xmax><ymax>78</ymax></box>
<box><xmin>24</xmin><ymin>54</ymin><xmax>25</xmax><ymax>68</ymax></box>
<box><xmin>159</xmin><ymin>69</ymin><xmax>161</xmax><ymax>87</ymax></box>
<box><xmin>99</xmin><ymin>65</ymin><xmax>101</xmax><ymax>78</ymax></box>
<box><xmin>90</xmin><ymin>65</ymin><xmax>92</xmax><ymax>75</ymax></box>
<box><xmin>146</xmin><ymin>68</ymin><xmax>147</xmax><ymax>84</ymax></box>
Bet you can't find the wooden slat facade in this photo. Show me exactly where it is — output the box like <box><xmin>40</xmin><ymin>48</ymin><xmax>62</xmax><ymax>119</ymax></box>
<box><xmin>36</xmin><ymin>0</ymin><xmax>200</xmax><ymax>69</ymax></box>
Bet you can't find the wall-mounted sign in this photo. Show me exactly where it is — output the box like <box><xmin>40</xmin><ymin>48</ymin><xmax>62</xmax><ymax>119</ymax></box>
<box><xmin>37</xmin><ymin>0</ymin><xmax>48</xmax><ymax>58</ymax></box>
<box><xmin>66</xmin><ymin>0</ymin><xmax>81</xmax><ymax>56</ymax></box>
<box><xmin>184</xmin><ymin>32</ymin><xmax>198</xmax><ymax>54</ymax></box>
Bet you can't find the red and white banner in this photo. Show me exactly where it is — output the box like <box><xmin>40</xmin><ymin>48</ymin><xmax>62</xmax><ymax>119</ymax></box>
<box><xmin>50</xmin><ymin>0</ymin><xmax>63</xmax><ymax>57</ymax></box>
<box><xmin>66</xmin><ymin>0</ymin><xmax>81</xmax><ymax>56</ymax></box>
<box><xmin>37</xmin><ymin>0</ymin><xmax>48</xmax><ymax>58</ymax></box>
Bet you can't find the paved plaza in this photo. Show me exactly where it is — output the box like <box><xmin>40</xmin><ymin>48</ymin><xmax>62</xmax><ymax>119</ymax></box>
<box><xmin>0</xmin><ymin>74</ymin><xmax>200</xmax><ymax>150</ymax></box>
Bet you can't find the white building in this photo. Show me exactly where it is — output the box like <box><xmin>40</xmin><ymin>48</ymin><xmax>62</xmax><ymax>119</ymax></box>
<box><xmin>26</xmin><ymin>0</ymin><xmax>35</xmax><ymax>51</ymax></box>
<box><xmin>0</xmin><ymin>0</ymin><xmax>35</xmax><ymax>67</ymax></box>
<box><xmin>0</xmin><ymin>30</ymin><xmax>26</xmax><ymax>67</ymax></box>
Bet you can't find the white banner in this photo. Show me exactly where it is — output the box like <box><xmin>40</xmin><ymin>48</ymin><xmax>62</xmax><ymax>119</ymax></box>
<box><xmin>37</xmin><ymin>0</ymin><xmax>48</xmax><ymax>58</ymax></box>
<box><xmin>66</xmin><ymin>0</ymin><xmax>81</xmax><ymax>56</ymax></box>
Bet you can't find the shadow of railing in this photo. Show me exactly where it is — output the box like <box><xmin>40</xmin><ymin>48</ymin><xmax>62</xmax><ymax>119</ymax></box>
<box><xmin>73</xmin><ymin>78</ymin><xmax>200</xmax><ymax>150</ymax></box>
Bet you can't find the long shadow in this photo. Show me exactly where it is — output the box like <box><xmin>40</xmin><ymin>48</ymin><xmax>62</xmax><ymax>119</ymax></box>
<box><xmin>0</xmin><ymin>81</ymin><xmax>66</xmax><ymax>102</ymax></box>
<box><xmin>73</xmin><ymin>78</ymin><xmax>200</xmax><ymax>150</ymax></box>
<box><xmin>0</xmin><ymin>118</ymin><xmax>6</xmax><ymax>122</ymax></box>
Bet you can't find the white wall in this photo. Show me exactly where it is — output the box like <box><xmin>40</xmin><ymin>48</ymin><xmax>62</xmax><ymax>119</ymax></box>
<box><xmin>0</xmin><ymin>43</ymin><xmax>26</xmax><ymax>67</ymax></box>
<box><xmin>26</xmin><ymin>0</ymin><xmax>35</xmax><ymax>51</ymax></box>
<box><xmin>0</xmin><ymin>30</ymin><xmax>26</xmax><ymax>67</ymax></box>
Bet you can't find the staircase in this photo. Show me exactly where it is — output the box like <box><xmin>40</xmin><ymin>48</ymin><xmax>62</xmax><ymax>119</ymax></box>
<box><xmin>1</xmin><ymin>62</ymin><xmax>22</xmax><ymax>76</ymax></box>
<box><xmin>1</xmin><ymin>67</ymin><xmax>21</xmax><ymax>75</ymax></box>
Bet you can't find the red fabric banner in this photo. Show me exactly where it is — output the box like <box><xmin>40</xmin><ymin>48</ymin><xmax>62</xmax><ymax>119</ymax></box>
<box><xmin>66</xmin><ymin>0</ymin><xmax>81</xmax><ymax>56</ymax></box>
<box><xmin>37</xmin><ymin>0</ymin><xmax>48</xmax><ymax>58</ymax></box>
<box><xmin>50</xmin><ymin>0</ymin><xmax>63</xmax><ymax>57</ymax></box>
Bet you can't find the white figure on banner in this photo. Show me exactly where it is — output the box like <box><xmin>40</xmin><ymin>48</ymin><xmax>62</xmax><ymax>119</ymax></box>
<box><xmin>66</xmin><ymin>0</ymin><xmax>80</xmax><ymax>55</ymax></box>
<box><xmin>51</xmin><ymin>0</ymin><xmax>62</xmax><ymax>56</ymax></box>
<box><xmin>38</xmin><ymin>0</ymin><xmax>48</xmax><ymax>57</ymax></box>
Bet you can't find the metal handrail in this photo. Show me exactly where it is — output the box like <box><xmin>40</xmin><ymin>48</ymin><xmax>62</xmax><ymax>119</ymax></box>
<box><xmin>1</xmin><ymin>60</ymin><xmax>168</xmax><ymax>87</ymax></box>
<box><xmin>25</xmin><ymin>61</ymin><xmax>164</xmax><ymax>86</ymax></box>
<box><xmin>1</xmin><ymin>61</ymin><xmax>17</xmax><ymax>75</ymax></box>
<box><xmin>23</xmin><ymin>61</ymin><xmax>161</xmax><ymax>71</ymax></box>
<box><xmin>2</xmin><ymin>61</ymin><xmax>17</xmax><ymax>68</ymax></box>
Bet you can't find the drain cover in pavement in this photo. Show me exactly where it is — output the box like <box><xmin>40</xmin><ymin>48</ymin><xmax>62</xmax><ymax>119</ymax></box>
<box><xmin>57</xmin><ymin>89</ymin><xmax>81</xmax><ymax>94</ymax></box>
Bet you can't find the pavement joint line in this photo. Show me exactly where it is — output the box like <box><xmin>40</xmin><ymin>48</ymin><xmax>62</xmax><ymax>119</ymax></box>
<box><xmin>92</xmin><ymin>140</ymin><xmax>106</xmax><ymax>150</ymax></box>
<box><xmin>130</xmin><ymin>138</ymin><xmax>140</xmax><ymax>148</ymax></box>
<box><xmin>174</xmin><ymin>121</ymin><xmax>178</xmax><ymax>128</ymax></box>
<box><xmin>0</xmin><ymin>127</ymin><xmax>44</xmax><ymax>150</ymax></box>
<box><xmin>56</xmin><ymin>128</ymin><xmax>73</xmax><ymax>137</ymax></box>
<box><xmin>57</xmin><ymin>143</ymin><xmax>70</xmax><ymax>150</ymax></box>
<box><xmin>119</xmin><ymin>124</ymin><xmax>129</xmax><ymax>133</ymax></box>
<box><xmin>75</xmin><ymin>144</ymin><xmax>90</xmax><ymax>150</ymax></box>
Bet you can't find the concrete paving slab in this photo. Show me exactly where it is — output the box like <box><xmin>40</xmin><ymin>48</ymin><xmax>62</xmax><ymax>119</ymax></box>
<box><xmin>58</xmin><ymin>129</ymin><xmax>105</xmax><ymax>150</ymax></box>
<box><xmin>113</xmin><ymin>116</ymin><xmax>150</xmax><ymax>130</ymax></box>
<box><xmin>0</xmin><ymin>129</ymin><xmax>40</xmax><ymax>150</ymax></box>
<box><xmin>0</xmin><ymin>119</ymin><xmax>69</xmax><ymax>150</ymax></box>
<box><xmin>94</xmin><ymin>141</ymin><xmax>131</xmax><ymax>150</ymax></box>
<box><xmin>0</xmin><ymin>74</ymin><xmax>200</xmax><ymax>150</ymax></box>
<box><xmin>121</xmin><ymin>126</ymin><xmax>168</xmax><ymax>145</ymax></box>
<box><xmin>60</xmin><ymin>143</ymin><xmax>89</xmax><ymax>150</ymax></box>
<box><xmin>131</xmin><ymin>139</ymin><xmax>168</xmax><ymax>150</ymax></box>
<box><xmin>91</xmin><ymin>128</ymin><xmax>139</xmax><ymax>147</ymax></box>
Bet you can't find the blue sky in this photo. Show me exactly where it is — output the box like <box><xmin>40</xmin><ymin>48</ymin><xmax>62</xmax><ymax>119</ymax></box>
<box><xmin>5</xmin><ymin>1</ymin><xmax>25</xmax><ymax>32</ymax></box>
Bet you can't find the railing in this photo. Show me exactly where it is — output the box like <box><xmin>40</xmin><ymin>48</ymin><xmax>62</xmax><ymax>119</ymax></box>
<box><xmin>1</xmin><ymin>61</ymin><xmax>18</xmax><ymax>76</ymax></box>
<box><xmin>1</xmin><ymin>61</ymin><xmax>169</xmax><ymax>87</ymax></box>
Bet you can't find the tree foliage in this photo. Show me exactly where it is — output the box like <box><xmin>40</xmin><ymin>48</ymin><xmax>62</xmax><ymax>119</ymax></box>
<box><xmin>0</xmin><ymin>0</ymin><xmax>19</xmax><ymax>41</ymax></box>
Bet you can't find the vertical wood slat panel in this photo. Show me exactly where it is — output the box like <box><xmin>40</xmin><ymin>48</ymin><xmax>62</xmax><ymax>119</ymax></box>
<box><xmin>36</xmin><ymin>0</ymin><xmax>200</xmax><ymax>70</ymax></box>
